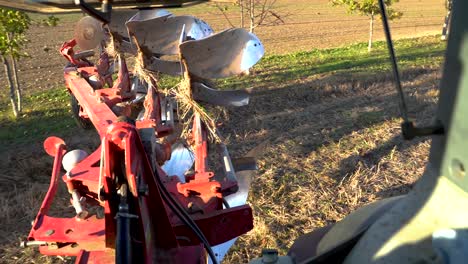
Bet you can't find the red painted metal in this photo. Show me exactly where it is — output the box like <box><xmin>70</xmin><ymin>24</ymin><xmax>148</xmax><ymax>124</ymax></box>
<box><xmin>97</xmin><ymin>52</ymin><xmax>113</xmax><ymax>88</ymax></box>
<box><xmin>25</xmin><ymin>40</ymin><xmax>254</xmax><ymax>263</ymax></box>
<box><xmin>60</xmin><ymin>40</ymin><xmax>92</xmax><ymax>67</ymax></box>
<box><xmin>28</xmin><ymin>140</ymin><xmax>66</xmax><ymax>239</ymax></box>
<box><xmin>136</xmin><ymin>82</ymin><xmax>173</xmax><ymax>137</ymax></box>
<box><xmin>43</xmin><ymin>136</ymin><xmax>65</xmax><ymax>157</ymax></box>
<box><xmin>111</xmin><ymin>56</ymin><xmax>131</xmax><ymax>95</ymax></box>
<box><xmin>75</xmin><ymin>250</ymin><xmax>115</xmax><ymax>264</ymax></box>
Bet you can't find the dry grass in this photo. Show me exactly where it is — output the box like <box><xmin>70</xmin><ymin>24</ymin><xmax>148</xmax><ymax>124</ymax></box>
<box><xmin>219</xmin><ymin>68</ymin><xmax>440</xmax><ymax>263</ymax></box>
<box><xmin>0</xmin><ymin>132</ymin><xmax>99</xmax><ymax>264</ymax></box>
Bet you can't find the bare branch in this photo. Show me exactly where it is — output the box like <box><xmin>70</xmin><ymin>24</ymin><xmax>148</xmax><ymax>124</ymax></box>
<box><xmin>215</xmin><ymin>0</ymin><xmax>287</xmax><ymax>32</ymax></box>
<box><xmin>269</xmin><ymin>10</ymin><xmax>284</xmax><ymax>24</ymax></box>
<box><xmin>211</xmin><ymin>3</ymin><xmax>236</xmax><ymax>28</ymax></box>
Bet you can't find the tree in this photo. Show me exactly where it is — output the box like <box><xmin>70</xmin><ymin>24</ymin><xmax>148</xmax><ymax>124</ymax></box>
<box><xmin>213</xmin><ymin>0</ymin><xmax>287</xmax><ymax>33</ymax></box>
<box><xmin>0</xmin><ymin>9</ymin><xmax>30</xmax><ymax>117</ymax></box>
<box><xmin>331</xmin><ymin>0</ymin><xmax>402</xmax><ymax>52</ymax></box>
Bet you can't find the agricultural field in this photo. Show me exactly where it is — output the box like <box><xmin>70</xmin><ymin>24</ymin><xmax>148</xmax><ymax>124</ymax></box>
<box><xmin>0</xmin><ymin>0</ymin><xmax>447</xmax><ymax>263</ymax></box>
<box><xmin>0</xmin><ymin>0</ymin><xmax>446</xmax><ymax>98</ymax></box>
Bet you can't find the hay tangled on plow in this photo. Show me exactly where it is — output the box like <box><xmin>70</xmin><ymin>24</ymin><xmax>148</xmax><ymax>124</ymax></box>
<box><xmin>132</xmin><ymin>48</ymin><xmax>221</xmax><ymax>142</ymax></box>
<box><xmin>104</xmin><ymin>34</ymin><xmax>120</xmax><ymax>59</ymax></box>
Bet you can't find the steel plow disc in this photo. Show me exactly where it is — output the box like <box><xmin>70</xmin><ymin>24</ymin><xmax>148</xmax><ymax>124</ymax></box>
<box><xmin>74</xmin><ymin>16</ymin><xmax>104</xmax><ymax>50</ymax></box>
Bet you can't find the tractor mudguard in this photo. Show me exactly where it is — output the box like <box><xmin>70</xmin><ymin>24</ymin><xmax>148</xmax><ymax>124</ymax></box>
<box><xmin>288</xmin><ymin>195</ymin><xmax>404</xmax><ymax>264</ymax></box>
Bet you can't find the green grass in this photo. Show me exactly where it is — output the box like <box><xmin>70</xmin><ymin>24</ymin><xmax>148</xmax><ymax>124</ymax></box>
<box><xmin>0</xmin><ymin>88</ymin><xmax>74</xmax><ymax>149</ymax></box>
<box><xmin>0</xmin><ymin>35</ymin><xmax>445</xmax><ymax>148</ymax></box>
<box><xmin>158</xmin><ymin>35</ymin><xmax>445</xmax><ymax>91</ymax></box>
<box><xmin>216</xmin><ymin>35</ymin><xmax>446</xmax><ymax>90</ymax></box>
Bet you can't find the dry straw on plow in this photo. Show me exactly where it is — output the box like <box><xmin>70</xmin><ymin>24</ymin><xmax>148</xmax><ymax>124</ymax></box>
<box><xmin>131</xmin><ymin>44</ymin><xmax>221</xmax><ymax>143</ymax></box>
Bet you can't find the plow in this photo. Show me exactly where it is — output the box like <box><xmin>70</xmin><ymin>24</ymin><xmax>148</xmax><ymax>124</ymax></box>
<box><xmin>19</xmin><ymin>2</ymin><xmax>264</xmax><ymax>263</ymax></box>
<box><xmin>3</xmin><ymin>0</ymin><xmax>468</xmax><ymax>263</ymax></box>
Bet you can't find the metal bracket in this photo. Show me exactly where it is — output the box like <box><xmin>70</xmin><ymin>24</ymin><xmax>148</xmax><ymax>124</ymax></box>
<box><xmin>401</xmin><ymin>120</ymin><xmax>445</xmax><ymax>140</ymax></box>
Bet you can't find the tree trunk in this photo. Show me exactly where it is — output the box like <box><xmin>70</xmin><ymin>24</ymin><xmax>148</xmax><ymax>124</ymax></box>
<box><xmin>249</xmin><ymin>0</ymin><xmax>255</xmax><ymax>33</ymax></box>
<box><xmin>240</xmin><ymin>0</ymin><xmax>244</xmax><ymax>28</ymax></box>
<box><xmin>10</xmin><ymin>56</ymin><xmax>22</xmax><ymax>112</ymax></box>
<box><xmin>368</xmin><ymin>12</ymin><xmax>374</xmax><ymax>52</ymax></box>
<box><xmin>2</xmin><ymin>55</ymin><xmax>19</xmax><ymax>117</ymax></box>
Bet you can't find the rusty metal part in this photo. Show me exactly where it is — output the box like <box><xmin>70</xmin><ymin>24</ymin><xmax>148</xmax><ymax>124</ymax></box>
<box><xmin>60</xmin><ymin>40</ymin><xmax>93</xmax><ymax>68</ymax></box>
<box><xmin>96</xmin><ymin>51</ymin><xmax>113</xmax><ymax>87</ymax></box>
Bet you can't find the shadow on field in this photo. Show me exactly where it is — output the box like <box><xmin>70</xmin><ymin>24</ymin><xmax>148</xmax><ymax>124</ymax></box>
<box><xmin>0</xmin><ymin>109</ymin><xmax>75</xmax><ymax>150</ymax></box>
<box><xmin>259</xmin><ymin>49</ymin><xmax>443</xmax><ymax>84</ymax></box>
<box><xmin>220</xmin><ymin>67</ymin><xmax>439</xmax><ymax>261</ymax></box>
<box><xmin>221</xmin><ymin>67</ymin><xmax>438</xmax><ymax>158</ymax></box>
<box><xmin>220</xmin><ymin>44</ymin><xmax>444</xmax><ymax>91</ymax></box>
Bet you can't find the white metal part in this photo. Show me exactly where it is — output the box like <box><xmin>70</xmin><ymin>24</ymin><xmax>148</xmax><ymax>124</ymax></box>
<box><xmin>62</xmin><ymin>149</ymin><xmax>89</xmax><ymax>173</ymax></box>
<box><xmin>145</xmin><ymin>57</ymin><xmax>182</xmax><ymax>76</ymax></box>
<box><xmin>186</xmin><ymin>18</ymin><xmax>214</xmax><ymax>40</ymax></box>
<box><xmin>220</xmin><ymin>144</ymin><xmax>237</xmax><ymax>183</ymax></box>
<box><xmin>161</xmin><ymin>143</ymin><xmax>194</xmax><ymax>182</ymax></box>
<box><xmin>71</xmin><ymin>189</ymin><xmax>88</xmax><ymax>220</ymax></box>
<box><xmin>165</xmin><ymin>98</ymin><xmax>174</xmax><ymax>127</ymax></box>
<box><xmin>62</xmin><ymin>149</ymin><xmax>89</xmax><ymax>220</ymax></box>
<box><xmin>129</xmin><ymin>9</ymin><xmax>172</xmax><ymax>22</ymax></box>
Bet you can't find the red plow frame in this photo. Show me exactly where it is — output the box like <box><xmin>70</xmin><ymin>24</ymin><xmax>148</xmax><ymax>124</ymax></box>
<box><xmin>23</xmin><ymin>40</ymin><xmax>254</xmax><ymax>264</ymax></box>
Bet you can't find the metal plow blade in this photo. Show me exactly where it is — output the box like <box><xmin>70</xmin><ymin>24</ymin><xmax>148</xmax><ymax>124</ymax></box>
<box><xmin>192</xmin><ymin>82</ymin><xmax>250</xmax><ymax>107</ymax></box>
<box><xmin>211</xmin><ymin>158</ymin><xmax>257</xmax><ymax>263</ymax></box>
<box><xmin>161</xmin><ymin>143</ymin><xmax>194</xmax><ymax>183</ymax></box>
<box><xmin>126</xmin><ymin>14</ymin><xmax>213</xmax><ymax>56</ymax></box>
<box><xmin>108</xmin><ymin>9</ymin><xmax>172</xmax><ymax>40</ymax></box>
<box><xmin>210</xmin><ymin>141</ymin><xmax>269</xmax><ymax>263</ymax></box>
<box><xmin>180</xmin><ymin>28</ymin><xmax>265</xmax><ymax>79</ymax></box>
<box><xmin>128</xmin><ymin>9</ymin><xmax>173</xmax><ymax>22</ymax></box>
<box><xmin>225</xmin><ymin>157</ymin><xmax>257</xmax><ymax>207</ymax></box>
<box><xmin>145</xmin><ymin>56</ymin><xmax>182</xmax><ymax>76</ymax></box>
